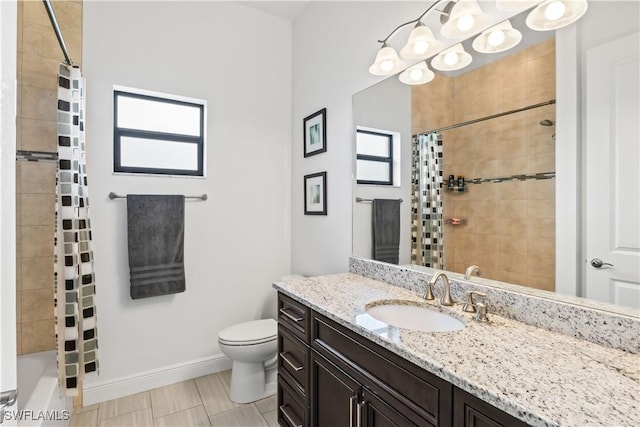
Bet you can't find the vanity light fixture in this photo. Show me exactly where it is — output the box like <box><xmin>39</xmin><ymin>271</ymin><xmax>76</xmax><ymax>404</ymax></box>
<box><xmin>399</xmin><ymin>61</ymin><xmax>436</xmax><ymax>85</ymax></box>
<box><xmin>472</xmin><ymin>20</ymin><xmax>523</xmax><ymax>53</ymax></box>
<box><xmin>496</xmin><ymin>0</ymin><xmax>543</xmax><ymax>11</ymax></box>
<box><xmin>440</xmin><ymin>0</ymin><xmax>491</xmax><ymax>39</ymax></box>
<box><xmin>369</xmin><ymin>42</ymin><xmax>406</xmax><ymax>76</ymax></box>
<box><xmin>431</xmin><ymin>43</ymin><xmax>472</xmax><ymax>71</ymax></box>
<box><xmin>400</xmin><ymin>22</ymin><xmax>444</xmax><ymax>59</ymax></box>
<box><xmin>525</xmin><ymin>0</ymin><xmax>588</xmax><ymax>31</ymax></box>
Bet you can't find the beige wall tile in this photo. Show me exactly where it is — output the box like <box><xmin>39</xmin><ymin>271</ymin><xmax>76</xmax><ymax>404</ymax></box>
<box><xmin>475</xmin><ymin>217</ymin><xmax>500</xmax><ymax>235</ymax></box>
<box><xmin>20</xmin><ymin>118</ymin><xmax>58</xmax><ymax>152</ymax></box>
<box><xmin>528</xmin><ymin>198</ymin><xmax>554</xmax><ymax>219</ymax></box>
<box><xmin>501</xmin><ymin>217</ymin><xmax>527</xmax><ymax>237</ymax></box>
<box><xmin>527</xmin><ymin>218</ymin><xmax>555</xmax><ymax>240</ymax></box>
<box><xmin>499</xmin><ymin>181</ymin><xmax>526</xmax><ymax>200</ymax></box>
<box><xmin>472</xmin><ymin>250</ymin><xmax>500</xmax><ymax>270</ymax></box>
<box><xmin>22</xmin><ymin>21</ymin><xmax>61</xmax><ymax>61</ymax></box>
<box><xmin>498</xmin><ymin>236</ymin><xmax>527</xmax><ymax>256</ymax></box>
<box><xmin>21</xmin><ymin>288</ymin><xmax>54</xmax><ymax>322</ymax></box>
<box><xmin>21</xmin><ymin>54</ymin><xmax>59</xmax><ymax>90</ymax></box>
<box><xmin>20</xmin><ymin>225</ymin><xmax>54</xmax><ymax>258</ymax></box>
<box><xmin>527</xmin><ymin>274</ymin><xmax>555</xmax><ymax>292</ymax></box>
<box><xmin>17</xmin><ymin>323</ymin><xmax>23</xmax><ymax>355</ymax></box>
<box><xmin>527</xmin><ymin>255</ymin><xmax>555</xmax><ymax>280</ymax></box>
<box><xmin>21</xmin><ymin>257</ymin><xmax>54</xmax><ymax>290</ymax></box>
<box><xmin>20</xmin><ymin>161</ymin><xmax>56</xmax><ymax>194</ymax></box>
<box><xmin>526</xmin><ymin>179</ymin><xmax>554</xmax><ymax>200</ymax></box>
<box><xmin>21</xmin><ymin>318</ymin><xmax>55</xmax><ymax>354</ymax></box>
<box><xmin>499</xmin><ymin>155</ymin><xmax>527</xmax><ymax>176</ymax></box>
<box><xmin>497</xmin><ymin>199</ymin><xmax>528</xmax><ymax>218</ymax></box>
<box><xmin>21</xmin><ymin>86</ymin><xmax>57</xmax><ymax>122</ymax></box>
<box><xmin>500</xmin><ymin>252</ymin><xmax>528</xmax><ymax>274</ymax></box>
<box><xmin>21</xmin><ymin>193</ymin><xmax>55</xmax><ymax>226</ymax></box>
<box><xmin>528</xmin><ymin>153</ymin><xmax>555</xmax><ymax>174</ymax></box>
<box><xmin>528</xmin><ymin>238</ymin><xmax>554</xmax><ymax>257</ymax></box>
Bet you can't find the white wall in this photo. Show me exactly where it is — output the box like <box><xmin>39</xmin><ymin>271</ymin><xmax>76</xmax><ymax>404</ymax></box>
<box><xmin>291</xmin><ymin>2</ymin><xmax>429</xmax><ymax>276</ymax></box>
<box><xmin>82</xmin><ymin>1</ymin><xmax>291</xmax><ymax>402</ymax></box>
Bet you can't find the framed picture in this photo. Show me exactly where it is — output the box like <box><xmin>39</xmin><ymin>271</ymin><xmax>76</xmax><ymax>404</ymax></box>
<box><xmin>304</xmin><ymin>172</ymin><xmax>327</xmax><ymax>215</ymax></box>
<box><xmin>303</xmin><ymin>108</ymin><xmax>327</xmax><ymax>157</ymax></box>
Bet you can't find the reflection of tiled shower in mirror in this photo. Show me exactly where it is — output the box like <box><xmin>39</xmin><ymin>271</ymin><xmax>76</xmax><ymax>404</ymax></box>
<box><xmin>409</xmin><ymin>38</ymin><xmax>557</xmax><ymax>291</ymax></box>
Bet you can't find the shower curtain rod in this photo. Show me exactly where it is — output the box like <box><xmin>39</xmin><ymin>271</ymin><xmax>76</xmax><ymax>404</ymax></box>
<box><xmin>415</xmin><ymin>99</ymin><xmax>556</xmax><ymax>137</ymax></box>
<box><xmin>43</xmin><ymin>0</ymin><xmax>73</xmax><ymax>66</ymax></box>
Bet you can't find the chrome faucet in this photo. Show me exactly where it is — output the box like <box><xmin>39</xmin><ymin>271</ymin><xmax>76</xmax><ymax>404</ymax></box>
<box><xmin>427</xmin><ymin>271</ymin><xmax>454</xmax><ymax>306</ymax></box>
<box><xmin>464</xmin><ymin>265</ymin><xmax>481</xmax><ymax>280</ymax></box>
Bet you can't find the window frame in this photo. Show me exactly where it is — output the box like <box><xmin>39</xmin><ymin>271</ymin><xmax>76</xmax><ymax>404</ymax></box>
<box><xmin>356</xmin><ymin>129</ymin><xmax>394</xmax><ymax>186</ymax></box>
<box><xmin>113</xmin><ymin>88</ymin><xmax>206</xmax><ymax>177</ymax></box>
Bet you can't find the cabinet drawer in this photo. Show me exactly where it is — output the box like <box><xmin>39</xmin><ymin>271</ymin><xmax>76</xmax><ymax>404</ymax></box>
<box><xmin>278</xmin><ymin>374</ymin><xmax>310</xmax><ymax>427</ymax></box>
<box><xmin>278</xmin><ymin>293</ymin><xmax>311</xmax><ymax>343</ymax></box>
<box><xmin>278</xmin><ymin>325</ymin><xmax>309</xmax><ymax>400</ymax></box>
<box><xmin>312</xmin><ymin>312</ymin><xmax>452</xmax><ymax>427</ymax></box>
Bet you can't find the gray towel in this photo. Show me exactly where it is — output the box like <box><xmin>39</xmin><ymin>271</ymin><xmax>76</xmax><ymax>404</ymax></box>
<box><xmin>372</xmin><ymin>199</ymin><xmax>401</xmax><ymax>264</ymax></box>
<box><xmin>127</xmin><ymin>194</ymin><xmax>185</xmax><ymax>299</ymax></box>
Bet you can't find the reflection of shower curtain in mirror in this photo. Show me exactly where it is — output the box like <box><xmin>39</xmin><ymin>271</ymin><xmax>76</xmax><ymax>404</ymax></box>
<box><xmin>411</xmin><ymin>133</ymin><xmax>444</xmax><ymax>268</ymax></box>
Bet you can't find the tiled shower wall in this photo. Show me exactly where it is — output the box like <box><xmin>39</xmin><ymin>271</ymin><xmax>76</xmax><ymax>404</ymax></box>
<box><xmin>412</xmin><ymin>39</ymin><xmax>556</xmax><ymax>291</ymax></box>
<box><xmin>16</xmin><ymin>0</ymin><xmax>82</xmax><ymax>355</ymax></box>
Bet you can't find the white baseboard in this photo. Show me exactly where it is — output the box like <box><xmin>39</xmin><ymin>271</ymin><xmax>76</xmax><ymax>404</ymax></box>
<box><xmin>83</xmin><ymin>354</ymin><xmax>233</xmax><ymax>405</ymax></box>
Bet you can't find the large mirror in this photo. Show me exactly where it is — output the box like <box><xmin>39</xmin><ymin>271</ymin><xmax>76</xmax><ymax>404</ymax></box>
<box><xmin>352</xmin><ymin>1</ymin><xmax>640</xmax><ymax>314</ymax></box>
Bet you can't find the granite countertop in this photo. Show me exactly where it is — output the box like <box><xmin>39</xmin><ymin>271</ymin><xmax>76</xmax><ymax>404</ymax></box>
<box><xmin>273</xmin><ymin>273</ymin><xmax>640</xmax><ymax>427</ymax></box>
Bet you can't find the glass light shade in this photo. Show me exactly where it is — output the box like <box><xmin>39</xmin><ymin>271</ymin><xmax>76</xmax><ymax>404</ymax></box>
<box><xmin>526</xmin><ymin>0</ymin><xmax>588</xmax><ymax>31</ymax></box>
<box><xmin>441</xmin><ymin>0</ymin><xmax>491</xmax><ymax>39</ymax></box>
<box><xmin>431</xmin><ymin>43</ymin><xmax>472</xmax><ymax>71</ymax></box>
<box><xmin>400</xmin><ymin>23</ymin><xmax>443</xmax><ymax>59</ymax></box>
<box><xmin>472</xmin><ymin>20</ymin><xmax>523</xmax><ymax>54</ymax></box>
<box><xmin>399</xmin><ymin>61</ymin><xmax>436</xmax><ymax>85</ymax></box>
<box><xmin>369</xmin><ymin>43</ymin><xmax>406</xmax><ymax>76</ymax></box>
<box><xmin>496</xmin><ymin>0</ymin><xmax>543</xmax><ymax>11</ymax></box>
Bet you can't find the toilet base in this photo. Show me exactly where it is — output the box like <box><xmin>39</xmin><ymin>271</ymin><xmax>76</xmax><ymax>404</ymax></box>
<box><xmin>229</xmin><ymin>361</ymin><xmax>277</xmax><ymax>404</ymax></box>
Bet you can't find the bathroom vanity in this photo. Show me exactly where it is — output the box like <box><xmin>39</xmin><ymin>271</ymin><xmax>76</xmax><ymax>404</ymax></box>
<box><xmin>273</xmin><ymin>264</ymin><xmax>639</xmax><ymax>427</ymax></box>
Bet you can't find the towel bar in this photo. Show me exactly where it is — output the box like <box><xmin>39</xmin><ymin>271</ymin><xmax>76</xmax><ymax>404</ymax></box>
<box><xmin>108</xmin><ymin>192</ymin><xmax>207</xmax><ymax>201</ymax></box>
<box><xmin>355</xmin><ymin>197</ymin><xmax>403</xmax><ymax>203</ymax></box>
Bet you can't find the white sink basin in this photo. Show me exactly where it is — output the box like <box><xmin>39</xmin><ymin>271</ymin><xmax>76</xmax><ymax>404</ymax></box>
<box><xmin>365</xmin><ymin>301</ymin><xmax>465</xmax><ymax>333</ymax></box>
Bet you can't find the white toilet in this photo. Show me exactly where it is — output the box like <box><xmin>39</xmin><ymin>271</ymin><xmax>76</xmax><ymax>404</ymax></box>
<box><xmin>218</xmin><ymin>318</ymin><xmax>278</xmax><ymax>403</ymax></box>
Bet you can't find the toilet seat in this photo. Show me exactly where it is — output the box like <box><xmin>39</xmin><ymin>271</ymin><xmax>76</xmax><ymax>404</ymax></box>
<box><xmin>218</xmin><ymin>319</ymin><xmax>277</xmax><ymax>346</ymax></box>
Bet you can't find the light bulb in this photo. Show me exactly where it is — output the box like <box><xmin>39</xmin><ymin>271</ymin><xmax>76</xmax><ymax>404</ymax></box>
<box><xmin>488</xmin><ymin>29</ymin><xmax>506</xmax><ymax>46</ymax></box>
<box><xmin>413</xmin><ymin>40</ymin><xmax>429</xmax><ymax>55</ymax></box>
<box><xmin>443</xmin><ymin>51</ymin><xmax>458</xmax><ymax>66</ymax></box>
<box><xmin>457</xmin><ymin>14</ymin><xmax>475</xmax><ymax>32</ymax></box>
<box><xmin>544</xmin><ymin>1</ymin><xmax>566</xmax><ymax>21</ymax></box>
<box><xmin>409</xmin><ymin>68</ymin><xmax>424</xmax><ymax>81</ymax></box>
<box><xmin>380</xmin><ymin>59</ymin><xmax>394</xmax><ymax>72</ymax></box>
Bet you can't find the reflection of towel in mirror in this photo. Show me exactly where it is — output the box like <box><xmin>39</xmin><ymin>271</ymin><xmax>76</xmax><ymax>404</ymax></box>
<box><xmin>127</xmin><ymin>194</ymin><xmax>186</xmax><ymax>299</ymax></box>
<box><xmin>372</xmin><ymin>199</ymin><xmax>401</xmax><ymax>265</ymax></box>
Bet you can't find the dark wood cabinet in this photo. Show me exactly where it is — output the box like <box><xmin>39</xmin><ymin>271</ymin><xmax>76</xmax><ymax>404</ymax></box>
<box><xmin>277</xmin><ymin>292</ymin><xmax>531</xmax><ymax>427</ymax></box>
<box><xmin>453</xmin><ymin>387</ymin><xmax>529</xmax><ymax>427</ymax></box>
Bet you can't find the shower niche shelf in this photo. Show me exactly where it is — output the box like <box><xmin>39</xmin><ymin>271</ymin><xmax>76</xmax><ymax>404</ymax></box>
<box><xmin>445</xmin><ymin>218</ymin><xmax>468</xmax><ymax>225</ymax></box>
<box><xmin>446</xmin><ymin>185</ymin><xmax>467</xmax><ymax>192</ymax></box>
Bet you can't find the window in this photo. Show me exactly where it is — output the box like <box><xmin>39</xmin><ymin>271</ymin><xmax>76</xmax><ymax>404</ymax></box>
<box><xmin>356</xmin><ymin>129</ymin><xmax>394</xmax><ymax>185</ymax></box>
<box><xmin>113</xmin><ymin>87</ymin><xmax>206</xmax><ymax>176</ymax></box>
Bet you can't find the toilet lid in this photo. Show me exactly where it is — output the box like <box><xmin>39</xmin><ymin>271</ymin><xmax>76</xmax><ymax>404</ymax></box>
<box><xmin>218</xmin><ymin>319</ymin><xmax>277</xmax><ymax>345</ymax></box>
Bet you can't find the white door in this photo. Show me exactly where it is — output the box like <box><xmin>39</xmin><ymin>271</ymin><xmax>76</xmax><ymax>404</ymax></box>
<box><xmin>1</xmin><ymin>1</ymin><xmax>19</xmax><ymax>425</ymax></box>
<box><xmin>585</xmin><ymin>32</ymin><xmax>640</xmax><ymax>308</ymax></box>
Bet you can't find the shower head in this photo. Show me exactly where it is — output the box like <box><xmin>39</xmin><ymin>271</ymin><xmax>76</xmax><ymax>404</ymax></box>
<box><xmin>540</xmin><ymin>119</ymin><xmax>555</xmax><ymax>126</ymax></box>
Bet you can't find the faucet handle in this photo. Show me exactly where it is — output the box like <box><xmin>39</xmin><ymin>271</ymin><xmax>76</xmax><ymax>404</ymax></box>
<box><xmin>474</xmin><ymin>302</ymin><xmax>489</xmax><ymax>322</ymax></box>
<box><xmin>462</xmin><ymin>290</ymin><xmax>486</xmax><ymax>313</ymax></box>
<box><xmin>423</xmin><ymin>280</ymin><xmax>435</xmax><ymax>300</ymax></box>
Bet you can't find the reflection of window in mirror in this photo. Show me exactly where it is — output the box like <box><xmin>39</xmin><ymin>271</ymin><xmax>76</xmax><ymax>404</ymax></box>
<box><xmin>356</xmin><ymin>127</ymin><xmax>401</xmax><ymax>186</ymax></box>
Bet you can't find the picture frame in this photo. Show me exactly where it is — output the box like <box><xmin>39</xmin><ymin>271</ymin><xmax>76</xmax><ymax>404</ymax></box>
<box><xmin>303</xmin><ymin>108</ymin><xmax>327</xmax><ymax>157</ymax></box>
<box><xmin>304</xmin><ymin>172</ymin><xmax>327</xmax><ymax>215</ymax></box>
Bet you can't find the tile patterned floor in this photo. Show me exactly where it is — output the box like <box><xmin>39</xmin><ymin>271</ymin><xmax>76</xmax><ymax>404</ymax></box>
<box><xmin>70</xmin><ymin>370</ymin><xmax>277</xmax><ymax>427</ymax></box>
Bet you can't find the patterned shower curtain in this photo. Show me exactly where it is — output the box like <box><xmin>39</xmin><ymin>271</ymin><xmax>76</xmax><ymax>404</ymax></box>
<box><xmin>410</xmin><ymin>133</ymin><xmax>444</xmax><ymax>268</ymax></box>
<box><xmin>54</xmin><ymin>64</ymin><xmax>98</xmax><ymax>396</ymax></box>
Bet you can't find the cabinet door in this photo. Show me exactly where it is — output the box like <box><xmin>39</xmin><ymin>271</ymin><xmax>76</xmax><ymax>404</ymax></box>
<box><xmin>362</xmin><ymin>388</ymin><xmax>422</xmax><ymax>427</ymax></box>
<box><xmin>453</xmin><ymin>387</ymin><xmax>529</xmax><ymax>427</ymax></box>
<box><xmin>310</xmin><ymin>351</ymin><xmax>361</xmax><ymax>427</ymax></box>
